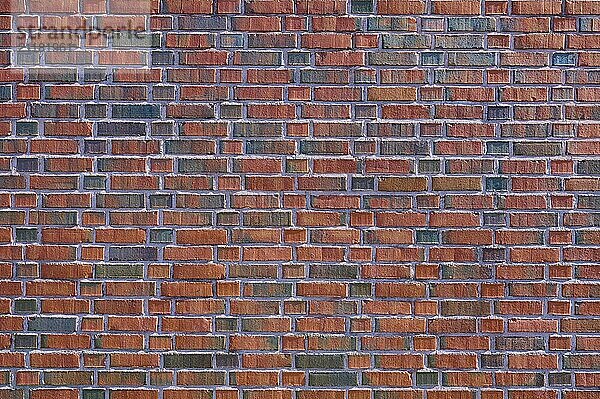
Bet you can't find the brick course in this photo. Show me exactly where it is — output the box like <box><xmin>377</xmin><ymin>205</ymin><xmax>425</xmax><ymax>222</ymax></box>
<box><xmin>1</xmin><ymin>0</ymin><xmax>600</xmax><ymax>398</ymax></box>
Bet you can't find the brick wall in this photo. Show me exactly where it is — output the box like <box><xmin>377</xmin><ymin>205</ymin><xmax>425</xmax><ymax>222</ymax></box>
<box><xmin>1</xmin><ymin>0</ymin><xmax>600</xmax><ymax>398</ymax></box>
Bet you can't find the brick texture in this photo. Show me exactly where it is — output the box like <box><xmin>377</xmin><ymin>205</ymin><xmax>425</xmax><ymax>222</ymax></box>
<box><xmin>1</xmin><ymin>0</ymin><xmax>600</xmax><ymax>398</ymax></box>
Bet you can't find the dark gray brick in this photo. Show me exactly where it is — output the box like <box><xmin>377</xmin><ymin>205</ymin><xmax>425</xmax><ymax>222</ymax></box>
<box><xmin>28</xmin><ymin>317</ymin><xmax>76</xmax><ymax>332</ymax></box>
<box><xmin>163</xmin><ymin>353</ymin><xmax>213</xmax><ymax>369</ymax></box>
<box><xmin>108</xmin><ymin>247</ymin><xmax>158</xmax><ymax>262</ymax></box>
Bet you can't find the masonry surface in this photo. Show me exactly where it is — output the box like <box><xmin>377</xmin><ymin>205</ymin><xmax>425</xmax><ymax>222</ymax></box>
<box><xmin>2</xmin><ymin>0</ymin><xmax>600</xmax><ymax>398</ymax></box>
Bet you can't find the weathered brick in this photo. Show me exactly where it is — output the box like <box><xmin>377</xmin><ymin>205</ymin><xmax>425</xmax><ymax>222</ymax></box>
<box><xmin>97</xmin><ymin>122</ymin><xmax>146</xmax><ymax>136</ymax></box>
<box><xmin>163</xmin><ymin>353</ymin><xmax>212</xmax><ymax>369</ymax></box>
<box><xmin>296</xmin><ymin>354</ymin><xmax>344</xmax><ymax>369</ymax></box>
<box><xmin>308</xmin><ymin>372</ymin><xmax>358</xmax><ymax>386</ymax></box>
<box><xmin>108</xmin><ymin>247</ymin><xmax>158</xmax><ymax>261</ymax></box>
<box><xmin>383</xmin><ymin>34</ymin><xmax>430</xmax><ymax>49</ymax></box>
<box><xmin>28</xmin><ymin>317</ymin><xmax>77</xmax><ymax>332</ymax></box>
<box><xmin>95</xmin><ymin>264</ymin><xmax>144</xmax><ymax>279</ymax></box>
